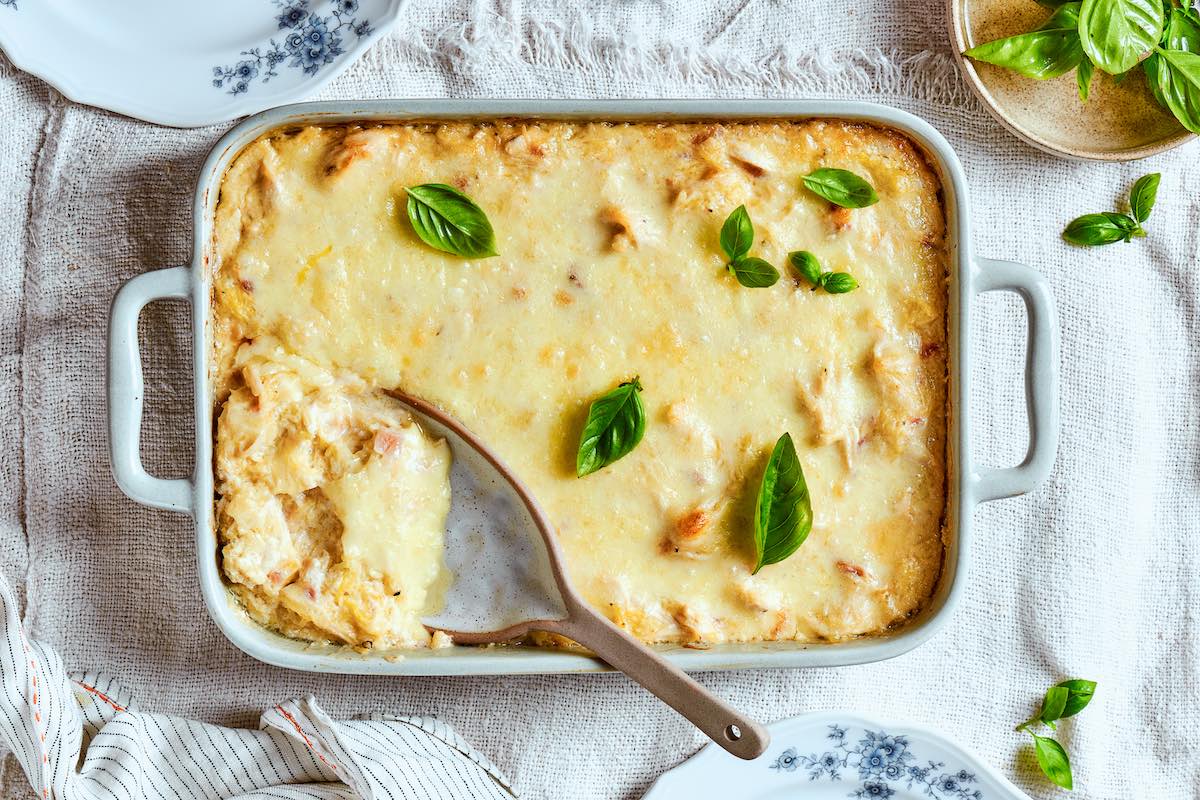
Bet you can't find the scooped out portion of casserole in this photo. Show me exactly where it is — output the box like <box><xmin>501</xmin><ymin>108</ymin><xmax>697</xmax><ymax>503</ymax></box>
<box><xmin>211</xmin><ymin>118</ymin><xmax>949</xmax><ymax>651</ymax></box>
<box><xmin>215</xmin><ymin>339</ymin><xmax>454</xmax><ymax>648</ymax></box>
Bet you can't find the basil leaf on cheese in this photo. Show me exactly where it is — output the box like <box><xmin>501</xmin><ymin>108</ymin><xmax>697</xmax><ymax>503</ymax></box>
<box><xmin>802</xmin><ymin>168</ymin><xmax>879</xmax><ymax>208</ymax></box>
<box><xmin>404</xmin><ymin>183</ymin><xmax>498</xmax><ymax>258</ymax></box>
<box><xmin>728</xmin><ymin>256</ymin><xmax>780</xmax><ymax>288</ymax></box>
<box><xmin>753</xmin><ymin>433</ymin><xmax>813</xmax><ymax>574</ymax></box>
<box><xmin>576</xmin><ymin>378</ymin><xmax>647</xmax><ymax>477</ymax></box>
<box><xmin>788</xmin><ymin>250</ymin><xmax>823</xmax><ymax>287</ymax></box>
<box><xmin>719</xmin><ymin>205</ymin><xmax>754</xmax><ymax>262</ymax></box>
<box><xmin>820</xmin><ymin>272</ymin><xmax>860</xmax><ymax>294</ymax></box>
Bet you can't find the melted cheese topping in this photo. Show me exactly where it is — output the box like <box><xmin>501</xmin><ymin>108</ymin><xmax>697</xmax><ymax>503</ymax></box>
<box><xmin>212</xmin><ymin>119</ymin><xmax>948</xmax><ymax>648</ymax></box>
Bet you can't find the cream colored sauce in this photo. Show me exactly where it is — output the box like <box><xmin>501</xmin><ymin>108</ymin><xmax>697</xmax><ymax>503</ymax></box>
<box><xmin>212</xmin><ymin>119</ymin><xmax>948</xmax><ymax>647</ymax></box>
<box><xmin>323</xmin><ymin>424</ymin><xmax>452</xmax><ymax>615</ymax></box>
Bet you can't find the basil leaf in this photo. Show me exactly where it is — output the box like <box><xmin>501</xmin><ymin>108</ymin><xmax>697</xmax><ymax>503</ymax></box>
<box><xmin>1077</xmin><ymin>57</ymin><xmax>1095</xmax><ymax>99</ymax></box>
<box><xmin>1079</xmin><ymin>0</ymin><xmax>1165</xmax><ymax>74</ymax></box>
<box><xmin>802</xmin><ymin>168</ymin><xmax>879</xmax><ymax>208</ymax></box>
<box><xmin>1062</xmin><ymin>211</ymin><xmax>1141</xmax><ymax>245</ymax></box>
<box><xmin>728</xmin><ymin>257</ymin><xmax>780</xmax><ymax>288</ymax></box>
<box><xmin>404</xmin><ymin>184</ymin><xmax>498</xmax><ymax>258</ymax></box>
<box><xmin>720</xmin><ymin>205</ymin><xmax>754</xmax><ymax>262</ymax></box>
<box><xmin>788</xmin><ymin>250</ymin><xmax>823</xmax><ymax>287</ymax></box>
<box><xmin>1167</xmin><ymin>5</ymin><xmax>1200</xmax><ymax>51</ymax></box>
<box><xmin>964</xmin><ymin>2</ymin><xmax>1085</xmax><ymax>79</ymax></box>
<box><xmin>820</xmin><ymin>272</ymin><xmax>859</xmax><ymax>294</ymax></box>
<box><xmin>576</xmin><ymin>378</ymin><xmax>646</xmax><ymax>477</ymax></box>
<box><xmin>1147</xmin><ymin>47</ymin><xmax>1200</xmax><ymax>132</ymax></box>
<box><xmin>1039</xmin><ymin>685</ymin><xmax>1070</xmax><ymax>723</ymax></box>
<box><xmin>1032</xmin><ymin>735</ymin><xmax>1074</xmax><ymax>789</ymax></box>
<box><xmin>1129</xmin><ymin>172</ymin><xmax>1160</xmax><ymax>223</ymax></box>
<box><xmin>753</xmin><ymin>433</ymin><xmax>813</xmax><ymax>574</ymax></box>
<box><xmin>1055</xmin><ymin>678</ymin><xmax>1098</xmax><ymax>717</ymax></box>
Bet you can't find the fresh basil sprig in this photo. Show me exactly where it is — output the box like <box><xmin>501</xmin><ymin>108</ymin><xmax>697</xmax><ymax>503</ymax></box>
<box><xmin>752</xmin><ymin>433</ymin><xmax>813</xmax><ymax>574</ymax></box>
<box><xmin>1078</xmin><ymin>0</ymin><xmax>1164</xmax><ymax>75</ymax></box>
<box><xmin>404</xmin><ymin>183</ymin><xmax>498</xmax><ymax>258</ymax></box>
<box><xmin>964</xmin><ymin>2</ymin><xmax>1085</xmax><ymax>79</ymax></box>
<box><xmin>963</xmin><ymin>0</ymin><xmax>1200</xmax><ymax>133</ymax></box>
<box><xmin>1062</xmin><ymin>212</ymin><xmax>1143</xmax><ymax>244</ymax></box>
<box><xmin>1016</xmin><ymin>679</ymin><xmax>1097</xmax><ymax>790</ymax></box>
<box><xmin>1143</xmin><ymin>7</ymin><xmax>1200</xmax><ymax>132</ymax></box>
<box><xmin>576</xmin><ymin>378</ymin><xmax>647</xmax><ymax>477</ymax></box>
<box><xmin>1062</xmin><ymin>172</ymin><xmax>1159</xmax><ymax>245</ymax></box>
<box><xmin>719</xmin><ymin>206</ymin><xmax>780</xmax><ymax>288</ymax></box>
<box><xmin>789</xmin><ymin>251</ymin><xmax>859</xmax><ymax>294</ymax></box>
<box><xmin>802</xmin><ymin>168</ymin><xmax>879</xmax><ymax>208</ymax></box>
<box><xmin>1146</xmin><ymin>46</ymin><xmax>1200</xmax><ymax>133</ymax></box>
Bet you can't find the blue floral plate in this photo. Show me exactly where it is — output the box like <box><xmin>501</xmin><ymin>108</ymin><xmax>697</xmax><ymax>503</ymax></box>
<box><xmin>0</xmin><ymin>0</ymin><xmax>402</xmax><ymax>127</ymax></box>
<box><xmin>643</xmin><ymin>713</ymin><xmax>1029</xmax><ymax>800</ymax></box>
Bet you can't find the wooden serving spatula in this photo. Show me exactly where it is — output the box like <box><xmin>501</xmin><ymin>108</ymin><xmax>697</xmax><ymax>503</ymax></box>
<box><xmin>389</xmin><ymin>390</ymin><xmax>769</xmax><ymax>760</ymax></box>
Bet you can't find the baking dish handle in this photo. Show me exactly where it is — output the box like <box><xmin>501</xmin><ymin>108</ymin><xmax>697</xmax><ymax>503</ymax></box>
<box><xmin>107</xmin><ymin>266</ymin><xmax>194</xmax><ymax>515</ymax></box>
<box><xmin>972</xmin><ymin>257</ymin><xmax>1059</xmax><ymax>502</ymax></box>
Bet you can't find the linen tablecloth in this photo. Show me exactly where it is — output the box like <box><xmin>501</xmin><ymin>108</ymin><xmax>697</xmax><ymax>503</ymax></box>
<box><xmin>1</xmin><ymin>1</ymin><xmax>1197</xmax><ymax>798</ymax></box>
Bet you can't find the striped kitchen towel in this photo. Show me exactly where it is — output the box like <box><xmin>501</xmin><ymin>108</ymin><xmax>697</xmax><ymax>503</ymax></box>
<box><xmin>0</xmin><ymin>572</ymin><xmax>517</xmax><ymax>800</ymax></box>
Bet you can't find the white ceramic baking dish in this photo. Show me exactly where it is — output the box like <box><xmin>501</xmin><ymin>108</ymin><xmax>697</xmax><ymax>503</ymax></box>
<box><xmin>107</xmin><ymin>100</ymin><xmax>1059</xmax><ymax>676</ymax></box>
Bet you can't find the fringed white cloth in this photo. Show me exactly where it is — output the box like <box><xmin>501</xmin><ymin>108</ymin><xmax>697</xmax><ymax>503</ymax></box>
<box><xmin>0</xmin><ymin>574</ymin><xmax>516</xmax><ymax>800</ymax></box>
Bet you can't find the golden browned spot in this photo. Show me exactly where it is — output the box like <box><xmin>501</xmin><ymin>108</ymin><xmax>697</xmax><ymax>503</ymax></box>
<box><xmin>239</xmin><ymin>278</ymin><xmax>255</xmax><ymax>293</ymax></box>
<box><xmin>920</xmin><ymin>341</ymin><xmax>941</xmax><ymax>359</ymax></box>
<box><xmin>731</xmin><ymin>157</ymin><xmax>765</xmax><ymax>178</ymax></box>
<box><xmin>322</xmin><ymin>129</ymin><xmax>382</xmax><ymax>176</ymax></box>
<box><xmin>554</xmin><ymin>290</ymin><xmax>574</xmax><ymax>306</ymax></box>
<box><xmin>691</xmin><ymin>127</ymin><xmax>717</xmax><ymax>146</ymax></box>
<box><xmin>511</xmin><ymin>286</ymin><xmax>527</xmax><ymax>300</ymax></box>
<box><xmin>663</xmin><ymin>503</ymin><xmax>721</xmax><ymax>559</ymax></box>
<box><xmin>675</xmin><ymin>508</ymin><xmax>712</xmax><ymax>542</ymax></box>
<box><xmin>837</xmin><ymin>560</ymin><xmax>869</xmax><ymax>579</ymax></box>
<box><xmin>598</xmin><ymin>205</ymin><xmax>637</xmax><ymax>252</ymax></box>
<box><xmin>829</xmin><ymin>205</ymin><xmax>853</xmax><ymax>232</ymax></box>
<box><xmin>664</xmin><ymin>177</ymin><xmax>686</xmax><ymax>205</ymax></box>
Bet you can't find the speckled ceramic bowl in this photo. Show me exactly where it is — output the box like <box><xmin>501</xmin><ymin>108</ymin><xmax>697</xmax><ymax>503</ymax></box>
<box><xmin>949</xmin><ymin>0</ymin><xmax>1194</xmax><ymax>160</ymax></box>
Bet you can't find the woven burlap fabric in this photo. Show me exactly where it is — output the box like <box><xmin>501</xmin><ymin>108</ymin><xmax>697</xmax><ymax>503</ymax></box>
<box><xmin>2</xmin><ymin>1</ymin><xmax>1198</xmax><ymax>797</ymax></box>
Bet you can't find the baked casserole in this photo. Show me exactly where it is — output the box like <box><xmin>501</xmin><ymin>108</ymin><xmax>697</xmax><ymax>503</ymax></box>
<box><xmin>210</xmin><ymin>119</ymin><xmax>948</xmax><ymax>651</ymax></box>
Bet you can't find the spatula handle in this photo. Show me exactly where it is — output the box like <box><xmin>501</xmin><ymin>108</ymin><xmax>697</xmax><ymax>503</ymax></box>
<box><xmin>550</xmin><ymin>607</ymin><xmax>769</xmax><ymax>760</ymax></box>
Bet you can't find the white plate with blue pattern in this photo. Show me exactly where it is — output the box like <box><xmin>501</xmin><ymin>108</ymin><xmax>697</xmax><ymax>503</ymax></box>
<box><xmin>643</xmin><ymin>713</ymin><xmax>1029</xmax><ymax>800</ymax></box>
<box><xmin>0</xmin><ymin>0</ymin><xmax>402</xmax><ymax>127</ymax></box>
